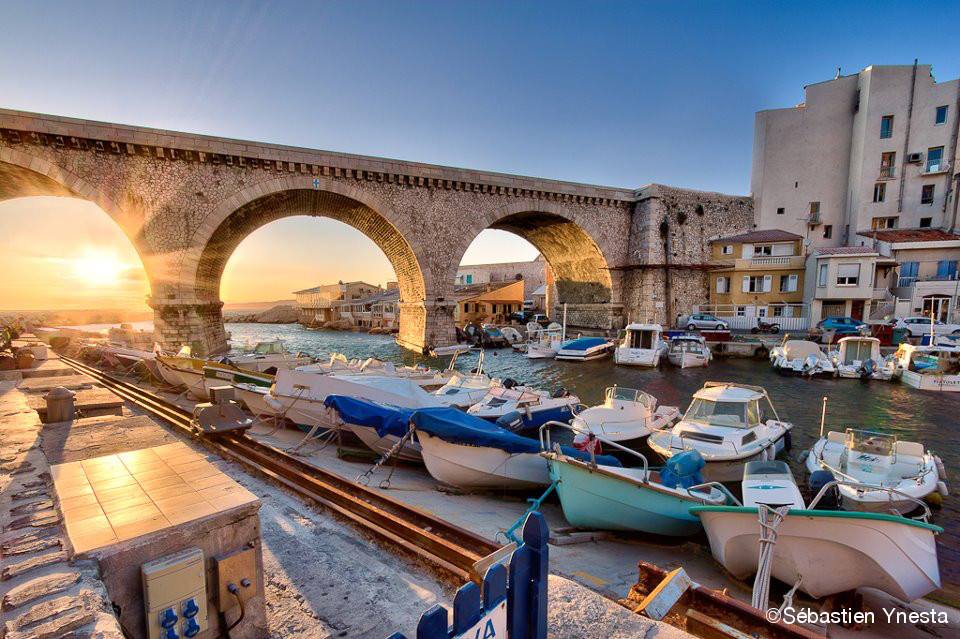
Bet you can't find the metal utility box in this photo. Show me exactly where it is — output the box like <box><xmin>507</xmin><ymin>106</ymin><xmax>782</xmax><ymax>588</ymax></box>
<box><xmin>142</xmin><ymin>548</ymin><xmax>208</xmax><ymax>639</ymax></box>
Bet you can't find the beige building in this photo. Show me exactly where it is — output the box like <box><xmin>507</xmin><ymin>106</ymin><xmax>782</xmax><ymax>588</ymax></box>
<box><xmin>704</xmin><ymin>229</ymin><xmax>807</xmax><ymax>327</ymax></box>
<box><xmin>753</xmin><ymin>63</ymin><xmax>960</xmax><ymax>247</ymax></box>
<box><xmin>292</xmin><ymin>281</ymin><xmax>383</xmax><ymax>326</ymax></box>
<box><xmin>804</xmin><ymin>246</ymin><xmax>882</xmax><ymax>323</ymax></box>
<box><xmin>455</xmin><ymin>256</ymin><xmax>549</xmax><ymax>301</ymax></box>
<box><xmin>454</xmin><ymin>280</ymin><xmax>525</xmax><ymax>326</ymax></box>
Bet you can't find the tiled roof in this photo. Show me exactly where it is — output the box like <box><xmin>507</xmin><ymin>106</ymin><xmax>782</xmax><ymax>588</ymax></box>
<box><xmin>454</xmin><ymin>281</ymin><xmax>521</xmax><ymax>300</ymax></box>
<box><xmin>859</xmin><ymin>229</ymin><xmax>960</xmax><ymax>243</ymax></box>
<box><xmin>816</xmin><ymin>246</ymin><xmax>877</xmax><ymax>256</ymax></box>
<box><xmin>711</xmin><ymin>229</ymin><xmax>803</xmax><ymax>244</ymax></box>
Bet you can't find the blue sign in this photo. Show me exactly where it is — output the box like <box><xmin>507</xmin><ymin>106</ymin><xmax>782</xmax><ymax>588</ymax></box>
<box><xmin>313</xmin><ymin>177</ymin><xmax>320</xmax><ymax>189</ymax></box>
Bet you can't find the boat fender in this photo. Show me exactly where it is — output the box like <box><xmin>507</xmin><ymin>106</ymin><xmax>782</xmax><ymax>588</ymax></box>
<box><xmin>935</xmin><ymin>456</ymin><xmax>947</xmax><ymax>480</ymax></box>
<box><xmin>783</xmin><ymin>430</ymin><xmax>792</xmax><ymax>452</ymax></box>
<box><xmin>937</xmin><ymin>480</ymin><xmax>949</xmax><ymax>497</ymax></box>
<box><xmin>264</xmin><ymin>395</ymin><xmax>284</xmax><ymax>412</ymax></box>
<box><xmin>551</xmin><ymin>386</ymin><xmax>570</xmax><ymax>398</ymax></box>
<box><xmin>925</xmin><ymin>491</ymin><xmax>944</xmax><ymax>509</ymax></box>
<box><xmin>808</xmin><ymin>470</ymin><xmax>840</xmax><ymax>510</ymax></box>
<box><xmin>502</xmin><ymin>378</ymin><xmax>518</xmax><ymax>389</ymax></box>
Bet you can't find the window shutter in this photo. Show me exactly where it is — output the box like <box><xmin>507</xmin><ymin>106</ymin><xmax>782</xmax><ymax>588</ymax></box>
<box><xmin>742</xmin><ymin>244</ymin><xmax>754</xmax><ymax>258</ymax></box>
<box><xmin>789</xmin><ymin>274</ymin><xmax>798</xmax><ymax>292</ymax></box>
<box><xmin>742</xmin><ymin>276</ymin><xmax>750</xmax><ymax>293</ymax></box>
<box><xmin>763</xmin><ymin>275</ymin><xmax>772</xmax><ymax>292</ymax></box>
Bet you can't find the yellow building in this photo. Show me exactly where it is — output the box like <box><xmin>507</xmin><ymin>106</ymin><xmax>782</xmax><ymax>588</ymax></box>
<box><xmin>454</xmin><ymin>280</ymin><xmax>525</xmax><ymax>326</ymax></box>
<box><xmin>707</xmin><ymin>229</ymin><xmax>807</xmax><ymax>325</ymax></box>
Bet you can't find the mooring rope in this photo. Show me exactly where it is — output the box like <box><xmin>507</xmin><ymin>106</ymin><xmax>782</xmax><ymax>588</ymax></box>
<box><xmin>751</xmin><ymin>503</ymin><xmax>792</xmax><ymax>611</ymax></box>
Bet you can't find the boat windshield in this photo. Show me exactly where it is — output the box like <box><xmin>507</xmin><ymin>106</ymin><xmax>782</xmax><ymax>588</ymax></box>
<box><xmin>842</xmin><ymin>340</ymin><xmax>874</xmax><ymax>365</ymax></box>
<box><xmin>626</xmin><ymin>330</ymin><xmax>656</xmax><ymax>349</ymax></box>
<box><xmin>670</xmin><ymin>340</ymin><xmax>699</xmax><ymax>353</ymax></box>
<box><xmin>846</xmin><ymin>429</ymin><xmax>894</xmax><ymax>457</ymax></box>
<box><xmin>254</xmin><ymin>341</ymin><xmax>284</xmax><ymax>355</ymax></box>
<box><xmin>684</xmin><ymin>398</ymin><xmax>760</xmax><ymax>429</ymax></box>
<box><xmin>606</xmin><ymin>386</ymin><xmax>651</xmax><ymax>406</ymax></box>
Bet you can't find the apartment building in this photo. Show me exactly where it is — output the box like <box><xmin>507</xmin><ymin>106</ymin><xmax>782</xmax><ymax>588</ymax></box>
<box><xmin>804</xmin><ymin>246</ymin><xmax>883</xmax><ymax>323</ymax></box>
<box><xmin>753</xmin><ymin>63</ymin><xmax>960</xmax><ymax>248</ymax></box>
<box><xmin>454</xmin><ymin>280</ymin><xmax>525</xmax><ymax>326</ymax></box>
<box><xmin>292</xmin><ymin>281</ymin><xmax>383</xmax><ymax>326</ymax></box>
<box><xmin>704</xmin><ymin>229</ymin><xmax>807</xmax><ymax>328</ymax></box>
<box><xmin>455</xmin><ymin>255</ymin><xmax>549</xmax><ymax>301</ymax></box>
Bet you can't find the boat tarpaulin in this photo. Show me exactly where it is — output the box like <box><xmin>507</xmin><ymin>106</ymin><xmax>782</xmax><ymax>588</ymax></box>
<box><xmin>559</xmin><ymin>337</ymin><xmax>609</xmax><ymax>351</ymax></box>
<box><xmin>411</xmin><ymin>407</ymin><xmax>621</xmax><ymax>466</ymax></box>
<box><xmin>323</xmin><ymin>395</ymin><xmax>414</xmax><ymax>438</ymax></box>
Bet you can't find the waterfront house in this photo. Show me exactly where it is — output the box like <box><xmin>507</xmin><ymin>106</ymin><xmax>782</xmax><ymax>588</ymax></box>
<box><xmin>455</xmin><ymin>255</ymin><xmax>550</xmax><ymax>304</ymax></box>
<box><xmin>454</xmin><ymin>280</ymin><xmax>525</xmax><ymax>326</ymax></box>
<box><xmin>703</xmin><ymin>229</ymin><xmax>808</xmax><ymax>329</ymax></box>
<box><xmin>293</xmin><ymin>281</ymin><xmax>384</xmax><ymax>326</ymax></box>
<box><xmin>804</xmin><ymin>246</ymin><xmax>880</xmax><ymax>324</ymax></box>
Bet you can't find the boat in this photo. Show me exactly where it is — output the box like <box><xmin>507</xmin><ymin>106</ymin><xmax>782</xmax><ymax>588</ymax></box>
<box><xmin>832</xmin><ymin>336</ymin><xmax>893</xmax><ymax>380</ymax></box>
<box><xmin>299</xmin><ymin>356</ymin><xmax>454</xmax><ymax>389</ymax></box>
<box><xmin>201</xmin><ymin>364</ymin><xmax>274</xmax><ymax>398</ymax></box>
<box><xmin>500</xmin><ymin>326</ymin><xmax>523</xmax><ymax>345</ymax></box>
<box><xmin>542</xmin><ymin>430</ymin><xmax>734</xmax><ymax>535</ymax></box>
<box><xmin>411</xmin><ymin>407</ymin><xmax>620</xmax><ymax>490</ymax></box>
<box><xmin>429</xmin><ymin>344</ymin><xmax>472</xmax><ymax>357</ymax></box>
<box><xmin>692</xmin><ymin>461</ymin><xmax>942</xmax><ymax>601</ymax></box>
<box><xmin>570</xmin><ymin>386</ymin><xmax>679</xmax><ymax>450</ymax></box>
<box><xmin>229</xmin><ymin>339</ymin><xmax>314</xmax><ymax>373</ymax></box>
<box><xmin>614</xmin><ymin>323</ymin><xmax>667</xmax><ymax>367</ymax></box>
<box><xmin>666</xmin><ymin>335</ymin><xmax>712</xmax><ymax>368</ymax></box>
<box><xmin>466</xmin><ymin>385</ymin><xmax>580</xmax><ymax>434</ymax></box>
<box><xmin>430</xmin><ymin>350</ymin><xmax>497</xmax><ymax>408</ymax></box>
<box><xmin>245</xmin><ymin>369</ymin><xmax>444</xmax><ymax>431</ymax></box>
<box><xmin>647</xmin><ymin>382</ymin><xmax>793</xmax><ymax>482</ymax></box>
<box><xmin>323</xmin><ymin>395</ymin><xmax>422</xmax><ymax>462</ymax></box>
<box><xmin>804</xmin><ymin>429</ymin><xmax>948</xmax><ymax>514</ymax></box>
<box><xmin>525</xmin><ymin>324</ymin><xmax>563</xmax><ymax>359</ymax></box>
<box><xmin>769</xmin><ymin>339</ymin><xmax>836</xmax><ymax>376</ymax></box>
<box><xmin>892</xmin><ymin>342</ymin><xmax>960</xmax><ymax>392</ymax></box>
<box><xmin>555</xmin><ymin>336</ymin><xmax>613</xmax><ymax>361</ymax></box>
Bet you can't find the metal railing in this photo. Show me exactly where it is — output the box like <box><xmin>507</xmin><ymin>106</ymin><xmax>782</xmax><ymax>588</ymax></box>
<box><xmin>879</xmin><ymin>166</ymin><xmax>896</xmax><ymax>179</ymax></box>
<box><xmin>923</xmin><ymin>160</ymin><xmax>950</xmax><ymax>174</ymax></box>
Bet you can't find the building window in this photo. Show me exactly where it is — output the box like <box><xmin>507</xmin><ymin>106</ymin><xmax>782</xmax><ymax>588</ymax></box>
<box><xmin>754</xmin><ymin>244</ymin><xmax>773</xmax><ymax>256</ymax></box>
<box><xmin>836</xmin><ymin>263</ymin><xmax>860</xmax><ymax>286</ymax></box>
<box><xmin>779</xmin><ymin>273</ymin><xmax>798</xmax><ymax>293</ymax></box>
<box><xmin>871</xmin><ymin>216</ymin><xmax>897</xmax><ymax>230</ymax></box>
<box><xmin>757</xmin><ymin>307</ymin><xmax>768</xmax><ymax>317</ymax></box>
<box><xmin>716</xmin><ymin>276</ymin><xmax>729</xmax><ymax>294</ymax></box>
<box><xmin>736</xmin><ymin>306</ymin><xmax>746</xmax><ymax>317</ymax></box>
<box><xmin>823</xmin><ymin>225</ymin><xmax>833</xmax><ymax>239</ymax></box>
<box><xmin>921</xmin><ymin>184</ymin><xmax>935</xmax><ymax>205</ymax></box>
<box><xmin>920</xmin><ymin>217</ymin><xmax>932</xmax><ymax>228</ymax></box>
<box><xmin>465</xmin><ymin>274</ymin><xmax>473</xmax><ymax>284</ymax></box>
<box><xmin>880</xmin><ymin>115</ymin><xmax>894</xmax><ymax>139</ymax></box>
<box><xmin>721</xmin><ymin>245</ymin><xmax>733</xmax><ymax>255</ymax></box>
<box><xmin>899</xmin><ymin>261</ymin><xmax>919</xmax><ymax>287</ymax></box>
<box><xmin>880</xmin><ymin>152</ymin><xmax>896</xmax><ymax>179</ymax></box>
<box><xmin>937</xmin><ymin>260</ymin><xmax>958</xmax><ymax>280</ymax></box>
<box><xmin>818</xmin><ymin>263</ymin><xmax>828</xmax><ymax>287</ymax></box>
<box><xmin>776</xmin><ymin>207</ymin><xmax>785</xmax><ymax>215</ymax></box>
<box><xmin>927</xmin><ymin>147</ymin><xmax>944</xmax><ymax>172</ymax></box>
<box><xmin>742</xmin><ymin>275</ymin><xmax>771</xmax><ymax>293</ymax></box>
<box><xmin>872</xmin><ymin>182</ymin><xmax>886</xmax><ymax>202</ymax></box>
<box><xmin>935</xmin><ymin>105</ymin><xmax>948</xmax><ymax>126</ymax></box>
<box><xmin>809</xmin><ymin>201</ymin><xmax>820</xmax><ymax>215</ymax></box>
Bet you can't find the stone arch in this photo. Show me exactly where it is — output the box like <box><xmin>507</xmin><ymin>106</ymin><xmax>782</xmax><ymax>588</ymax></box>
<box><xmin>181</xmin><ymin>176</ymin><xmax>428</xmax><ymax>305</ymax></box>
<box><xmin>448</xmin><ymin>200</ymin><xmax>615</xmax><ymax>304</ymax></box>
<box><xmin>0</xmin><ymin>146</ymin><xmax>155</xmax><ymax>286</ymax></box>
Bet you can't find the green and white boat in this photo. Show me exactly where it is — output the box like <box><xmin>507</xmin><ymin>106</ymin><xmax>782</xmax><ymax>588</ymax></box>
<box><xmin>202</xmin><ymin>364</ymin><xmax>274</xmax><ymax>398</ymax></box>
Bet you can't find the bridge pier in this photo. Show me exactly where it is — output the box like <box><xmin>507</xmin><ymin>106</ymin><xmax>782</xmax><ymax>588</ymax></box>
<box><xmin>151</xmin><ymin>300</ymin><xmax>229</xmax><ymax>357</ymax></box>
<box><xmin>552</xmin><ymin>303</ymin><xmax>625</xmax><ymax>334</ymax></box>
<box><xmin>396</xmin><ymin>301</ymin><xmax>457</xmax><ymax>355</ymax></box>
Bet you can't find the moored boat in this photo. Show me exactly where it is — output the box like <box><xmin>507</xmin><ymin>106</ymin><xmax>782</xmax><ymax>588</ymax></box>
<box><xmin>892</xmin><ymin>342</ymin><xmax>960</xmax><ymax>392</ymax></box>
<box><xmin>525</xmin><ymin>325</ymin><xmax>563</xmax><ymax>359</ymax></box>
<box><xmin>466</xmin><ymin>385</ymin><xmax>579</xmax><ymax>434</ymax></box>
<box><xmin>323</xmin><ymin>395</ymin><xmax>422</xmax><ymax>462</ymax></box>
<box><xmin>647</xmin><ymin>382</ymin><xmax>792</xmax><ymax>482</ymax></box>
<box><xmin>555</xmin><ymin>336</ymin><xmax>613</xmax><ymax>361</ymax></box>
<box><xmin>666</xmin><ymin>335</ymin><xmax>712</xmax><ymax>368</ymax></box>
<box><xmin>769</xmin><ymin>339</ymin><xmax>836</xmax><ymax>376</ymax></box>
<box><xmin>570</xmin><ymin>386</ymin><xmax>679</xmax><ymax>450</ymax></box>
<box><xmin>692</xmin><ymin>461</ymin><xmax>942</xmax><ymax>601</ymax></box>
<box><xmin>614</xmin><ymin>323</ymin><xmax>667</xmax><ymax>367</ymax></box>
<box><xmin>832</xmin><ymin>336</ymin><xmax>893</xmax><ymax>380</ymax></box>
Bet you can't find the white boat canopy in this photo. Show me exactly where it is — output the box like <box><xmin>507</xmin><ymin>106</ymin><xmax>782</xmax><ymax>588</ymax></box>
<box><xmin>780</xmin><ymin>340</ymin><xmax>825</xmax><ymax>360</ymax></box>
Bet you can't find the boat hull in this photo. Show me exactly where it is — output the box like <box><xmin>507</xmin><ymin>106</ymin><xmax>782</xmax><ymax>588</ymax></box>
<box><xmin>549</xmin><ymin>458</ymin><xmax>706</xmax><ymax>536</ymax></box>
<box><xmin>648</xmin><ymin>433</ymin><xmax>787</xmax><ymax>483</ymax></box>
<box><xmin>172</xmin><ymin>366</ymin><xmax>208</xmax><ymax>401</ymax></box>
<box><xmin>346</xmin><ymin>424</ymin><xmax>423</xmax><ymax>462</ymax></box>
<box><xmin>416</xmin><ymin>431</ymin><xmax>549</xmax><ymax>489</ymax></box>
<box><xmin>667</xmin><ymin>352</ymin><xmax>709</xmax><ymax>368</ymax></box>
<box><xmin>614</xmin><ymin>347</ymin><xmax>662</xmax><ymax>367</ymax></box>
<box><xmin>693</xmin><ymin>506</ymin><xmax>941</xmax><ymax>601</ymax></box>
<box><xmin>901</xmin><ymin>370</ymin><xmax>960</xmax><ymax>392</ymax></box>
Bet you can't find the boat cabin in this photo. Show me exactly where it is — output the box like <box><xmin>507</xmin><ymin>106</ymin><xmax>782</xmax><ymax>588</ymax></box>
<box><xmin>837</xmin><ymin>336</ymin><xmax>881</xmax><ymax>366</ymax></box>
<box><xmin>682</xmin><ymin>385</ymin><xmax>764</xmax><ymax>430</ymax></box>
<box><xmin>620</xmin><ymin>323</ymin><xmax>663</xmax><ymax>349</ymax></box>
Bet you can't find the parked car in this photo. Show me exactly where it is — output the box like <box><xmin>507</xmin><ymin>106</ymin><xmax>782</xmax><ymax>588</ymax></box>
<box><xmin>509</xmin><ymin>310</ymin><xmax>536</xmax><ymax>324</ymax></box>
<box><xmin>816</xmin><ymin>316</ymin><xmax>869</xmax><ymax>336</ymax></box>
<box><xmin>679</xmin><ymin>313</ymin><xmax>729</xmax><ymax>331</ymax></box>
<box><xmin>894</xmin><ymin>316</ymin><xmax>960</xmax><ymax>337</ymax></box>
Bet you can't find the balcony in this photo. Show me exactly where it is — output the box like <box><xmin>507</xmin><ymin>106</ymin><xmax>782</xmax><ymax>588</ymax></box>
<box><xmin>878</xmin><ymin>166</ymin><xmax>896</xmax><ymax>180</ymax></box>
<box><xmin>923</xmin><ymin>160</ymin><xmax>951</xmax><ymax>175</ymax></box>
<box><xmin>733</xmin><ymin>255</ymin><xmax>806</xmax><ymax>270</ymax></box>
<box><xmin>807</xmin><ymin>212</ymin><xmax>822</xmax><ymax>225</ymax></box>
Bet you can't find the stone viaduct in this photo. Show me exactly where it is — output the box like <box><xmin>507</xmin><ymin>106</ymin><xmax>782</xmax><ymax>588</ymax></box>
<box><xmin>0</xmin><ymin>108</ymin><xmax>754</xmax><ymax>354</ymax></box>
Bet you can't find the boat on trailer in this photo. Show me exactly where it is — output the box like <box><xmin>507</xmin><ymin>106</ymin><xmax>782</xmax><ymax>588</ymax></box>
<box><xmin>541</xmin><ymin>424</ymin><xmax>734</xmax><ymax>536</ymax></box>
<box><xmin>570</xmin><ymin>386</ymin><xmax>679</xmax><ymax>450</ymax></box>
<box><xmin>804</xmin><ymin>428</ymin><xmax>948</xmax><ymax>514</ymax></box>
<box><xmin>666</xmin><ymin>335</ymin><xmax>712</xmax><ymax>368</ymax></box>
<box><xmin>647</xmin><ymin>382</ymin><xmax>793</xmax><ymax>482</ymax></box>
<box><xmin>555</xmin><ymin>336</ymin><xmax>614</xmax><ymax>361</ymax></box>
<box><xmin>614</xmin><ymin>323</ymin><xmax>667</xmax><ymax>367</ymax></box>
<box><xmin>411</xmin><ymin>407</ymin><xmax>620</xmax><ymax>490</ymax></box>
<box><xmin>692</xmin><ymin>461</ymin><xmax>942</xmax><ymax>601</ymax></box>
<box><xmin>832</xmin><ymin>336</ymin><xmax>893</xmax><ymax>380</ymax></box>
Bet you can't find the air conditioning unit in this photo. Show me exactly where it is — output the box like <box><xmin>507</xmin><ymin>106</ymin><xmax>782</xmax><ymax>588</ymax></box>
<box><xmin>907</xmin><ymin>152</ymin><xmax>923</xmax><ymax>164</ymax></box>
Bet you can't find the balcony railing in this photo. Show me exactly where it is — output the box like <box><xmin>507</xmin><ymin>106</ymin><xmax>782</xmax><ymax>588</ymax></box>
<box><xmin>751</xmin><ymin>255</ymin><xmax>796</xmax><ymax>265</ymax></box>
<box><xmin>923</xmin><ymin>160</ymin><xmax>951</xmax><ymax>175</ymax></box>
<box><xmin>872</xmin><ymin>287</ymin><xmax>893</xmax><ymax>301</ymax></box>
<box><xmin>878</xmin><ymin>166</ymin><xmax>896</xmax><ymax>179</ymax></box>
<box><xmin>807</xmin><ymin>212</ymin><xmax>821</xmax><ymax>225</ymax></box>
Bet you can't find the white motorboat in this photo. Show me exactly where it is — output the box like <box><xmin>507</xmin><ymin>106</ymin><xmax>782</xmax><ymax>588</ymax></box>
<box><xmin>411</xmin><ymin>406</ymin><xmax>620</xmax><ymax>490</ymax></box>
<box><xmin>892</xmin><ymin>342</ymin><xmax>960</xmax><ymax>392</ymax></box>
<box><xmin>300</xmin><ymin>356</ymin><xmax>454</xmax><ymax>389</ymax></box>
<box><xmin>614</xmin><ymin>323</ymin><xmax>667</xmax><ymax>367</ymax></box>
<box><xmin>229</xmin><ymin>339</ymin><xmax>314</xmax><ymax>373</ymax></box>
<box><xmin>832</xmin><ymin>336</ymin><xmax>893</xmax><ymax>380</ymax></box>
<box><xmin>526</xmin><ymin>324</ymin><xmax>563</xmax><ymax>359</ymax></box>
<box><xmin>769</xmin><ymin>339</ymin><xmax>836</xmax><ymax>376</ymax></box>
<box><xmin>804</xmin><ymin>429</ymin><xmax>948</xmax><ymax>514</ymax></box>
<box><xmin>467</xmin><ymin>385</ymin><xmax>580</xmax><ymax>435</ymax></box>
<box><xmin>570</xmin><ymin>386</ymin><xmax>679</xmax><ymax>450</ymax></box>
<box><xmin>647</xmin><ymin>383</ymin><xmax>793</xmax><ymax>482</ymax></box>
<box><xmin>692</xmin><ymin>461</ymin><xmax>942</xmax><ymax>602</ymax></box>
<box><xmin>429</xmin><ymin>344</ymin><xmax>472</xmax><ymax>357</ymax></box>
<box><xmin>666</xmin><ymin>335</ymin><xmax>712</xmax><ymax>368</ymax></box>
<box><xmin>555</xmin><ymin>336</ymin><xmax>614</xmax><ymax>361</ymax></box>
<box><xmin>433</xmin><ymin>373</ymin><xmax>497</xmax><ymax>409</ymax></box>
<box><xmin>500</xmin><ymin>326</ymin><xmax>523</xmax><ymax>345</ymax></box>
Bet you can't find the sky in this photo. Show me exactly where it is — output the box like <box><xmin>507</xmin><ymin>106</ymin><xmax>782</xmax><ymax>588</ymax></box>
<box><xmin>1</xmin><ymin>0</ymin><xmax>958</xmax><ymax>309</ymax></box>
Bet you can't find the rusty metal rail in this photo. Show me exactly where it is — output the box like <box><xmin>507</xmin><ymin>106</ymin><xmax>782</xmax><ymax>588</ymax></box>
<box><xmin>60</xmin><ymin>356</ymin><xmax>500</xmax><ymax>583</ymax></box>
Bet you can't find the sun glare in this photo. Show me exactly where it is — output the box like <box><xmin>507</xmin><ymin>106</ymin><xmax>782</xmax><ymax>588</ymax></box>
<box><xmin>70</xmin><ymin>252</ymin><xmax>126</xmax><ymax>286</ymax></box>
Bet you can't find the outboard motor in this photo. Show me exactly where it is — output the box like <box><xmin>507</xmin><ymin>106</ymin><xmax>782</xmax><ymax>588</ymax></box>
<box><xmin>496</xmin><ymin>410</ymin><xmax>525</xmax><ymax>433</ymax></box>
<box><xmin>502</xmin><ymin>378</ymin><xmax>518</xmax><ymax>389</ymax></box>
<box><xmin>808</xmin><ymin>469</ymin><xmax>841</xmax><ymax>510</ymax></box>
<box><xmin>860</xmin><ymin>359</ymin><xmax>877</xmax><ymax>380</ymax></box>
<box><xmin>803</xmin><ymin>354</ymin><xmax>819</xmax><ymax>375</ymax></box>
<box><xmin>551</xmin><ymin>386</ymin><xmax>570</xmax><ymax>399</ymax></box>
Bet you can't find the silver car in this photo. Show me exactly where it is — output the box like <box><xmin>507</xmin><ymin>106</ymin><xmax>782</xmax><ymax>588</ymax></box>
<box><xmin>681</xmin><ymin>313</ymin><xmax>729</xmax><ymax>331</ymax></box>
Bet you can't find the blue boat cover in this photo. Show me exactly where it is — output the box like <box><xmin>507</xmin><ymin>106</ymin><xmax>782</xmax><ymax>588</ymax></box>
<box><xmin>660</xmin><ymin>450</ymin><xmax>705</xmax><ymax>489</ymax></box>
<box><xmin>559</xmin><ymin>337</ymin><xmax>608</xmax><ymax>351</ymax></box>
<box><xmin>323</xmin><ymin>395</ymin><xmax>414</xmax><ymax>438</ymax></box>
<box><xmin>410</xmin><ymin>407</ymin><xmax>621</xmax><ymax>466</ymax></box>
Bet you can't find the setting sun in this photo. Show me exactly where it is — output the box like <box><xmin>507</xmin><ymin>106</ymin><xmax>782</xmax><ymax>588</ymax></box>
<box><xmin>70</xmin><ymin>252</ymin><xmax>126</xmax><ymax>286</ymax></box>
